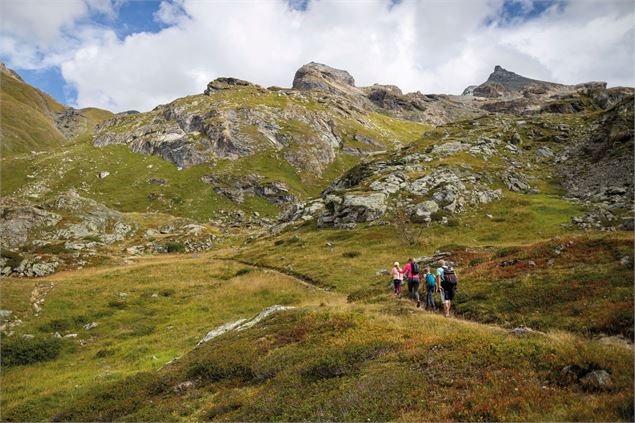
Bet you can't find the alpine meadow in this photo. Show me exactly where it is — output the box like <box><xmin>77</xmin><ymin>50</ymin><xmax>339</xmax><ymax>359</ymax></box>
<box><xmin>0</xmin><ymin>1</ymin><xmax>634</xmax><ymax>421</ymax></box>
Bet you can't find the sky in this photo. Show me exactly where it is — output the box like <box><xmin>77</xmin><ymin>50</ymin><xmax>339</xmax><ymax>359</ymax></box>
<box><xmin>0</xmin><ymin>0</ymin><xmax>633</xmax><ymax>113</ymax></box>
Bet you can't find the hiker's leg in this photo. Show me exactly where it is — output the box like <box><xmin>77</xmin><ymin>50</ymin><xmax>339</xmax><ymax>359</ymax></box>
<box><xmin>427</xmin><ymin>286</ymin><xmax>435</xmax><ymax>310</ymax></box>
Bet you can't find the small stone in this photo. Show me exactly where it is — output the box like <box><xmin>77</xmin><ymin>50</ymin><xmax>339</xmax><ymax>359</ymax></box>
<box><xmin>619</xmin><ymin>256</ymin><xmax>630</xmax><ymax>266</ymax></box>
<box><xmin>580</xmin><ymin>370</ymin><xmax>612</xmax><ymax>391</ymax></box>
<box><xmin>173</xmin><ymin>380</ymin><xmax>195</xmax><ymax>394</ymax></box>
<box><xmin>375</xmin><ymin>269</ymin><xmax>389</xmax><ymax>276</ymax></box>
<box><xmin>485</xmin><ymin>214</ymin><xmax>493</xmax><ymax>219</ymax></box>
<box><xmin>118</xmin><ymin>292</ymin><xmax>128</xmax><ymax>298</ymax></box>
<box><xmin>528</xmin><ymin>260</ymin><xmax>536</xmax><ymax>267</ymax></box>
<box><xmin>0</xmin><ymin>310</ymin><xmax>12</xmax><ymax>319</ymax></box>
<box><xmin>98</xmin><ymin>171</ymin><xmax>110</xmax><ymax>179</ymax></box>
<box><xmin>64</xmin><ymin>333</ymin><xmax>78</xmax><ymax>338</ymax></box>
<box><xmin>21</xmin><ymin>334</ymin><xmax>34</xmax><ymax>339</ymax></box>
<box><xmin>83</xmin><ymin>322</ymin><xmax>97</xmax><ymax>330</ymax></box>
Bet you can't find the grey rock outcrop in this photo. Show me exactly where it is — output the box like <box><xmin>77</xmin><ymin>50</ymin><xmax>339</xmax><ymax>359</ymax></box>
<box><xmin>0</xmin><ymin>199</ymin><xmax>62</xmax><ymax>249</ymax></box>
<box><xmin>318</xmin><ymin>192</ymin><xmax>387</xmax><ymax>227</ymax></box>
<box><xmin>201</xmin><ymin>175</ymin><xmax>297</xmax><ymax>205</ymax></box>
<box><xmin>292</xmin><ymin>62</ymin><xmax>358</xmax><ymax>96</ymax></box>
<box><xmin>205</xmin><ymin>77</ymin><xmax>258</xmax><ymax>94</ymax></box>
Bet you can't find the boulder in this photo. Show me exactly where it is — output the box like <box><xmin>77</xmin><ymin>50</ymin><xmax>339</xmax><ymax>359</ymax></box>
<box><xmin>503</xmin><ymin>171</ymin><xmax>536</xmax><ymax>193</ymax></box>
<box><xmin>535</xmin><ymin>146</ymin><xmax>554</xmax><ymax>158</ymax></box>
<box><xmin>410</xmin><ymin>200</ymin><xmax>439</xmax><ymax>223</ymax></box>
<box><xmin>580</xmin><ymin>370</ymin><xmax>612</xmax><ymax>391</ymax></box>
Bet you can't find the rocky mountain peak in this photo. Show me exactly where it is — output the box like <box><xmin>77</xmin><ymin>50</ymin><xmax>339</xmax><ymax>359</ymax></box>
<box><xmin>471</xmin><ymin>65</ymin><xmax>564</xmax><ymax>98</ymax></box>
<box><xmin>292</xmin><ymin>62</ymin><xmax>358</xmax><ymax>94</ymax></box>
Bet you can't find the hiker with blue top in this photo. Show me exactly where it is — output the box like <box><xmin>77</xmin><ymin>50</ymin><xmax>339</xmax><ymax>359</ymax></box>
<box><xmin>423</xmin><ymin>266</ymin><xmax>436</xmax><ymax>311</ymax></box>
<box><xmin>436</xmin><ymin>259</ymin><xmax>458</xmax><ymax>317</ymax></box>
<box><xmin>402</xmin><ymin>257</ymin><xmax>421</xmax><ymax>308</ymax></box>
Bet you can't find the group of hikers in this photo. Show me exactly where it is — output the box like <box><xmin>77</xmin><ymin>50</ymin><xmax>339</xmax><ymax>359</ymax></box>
<box><xmin>390</xmin><ymin>258</ymin><xmax>458</xmax><ymax>317</ymax></box>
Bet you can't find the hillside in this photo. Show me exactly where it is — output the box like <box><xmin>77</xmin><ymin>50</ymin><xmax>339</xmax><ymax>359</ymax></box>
<box><xmin>0</xmin><ymin>64</ymin><xmax>113</xmax><ymax>155</ymax></box>
<box><xmin>0</xmin><ymin>63</ymin><xmax>633</xmax><ymax>422</ymax></box>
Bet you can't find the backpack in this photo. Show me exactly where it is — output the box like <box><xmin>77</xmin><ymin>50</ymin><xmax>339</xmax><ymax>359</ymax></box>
<box><xmin>411</xmin><ymin>261</ymin><xmax>420</xmax><ymax>275</ymax></box>
<box><xmin>425</xmin><ymin>273</ymin><xmax>436</xmax><ymax>287</ymax></box>
<box><xmin>442</xmin><ymin>267</ymin><xmax>458</xmax><ymax>286</ymax></box>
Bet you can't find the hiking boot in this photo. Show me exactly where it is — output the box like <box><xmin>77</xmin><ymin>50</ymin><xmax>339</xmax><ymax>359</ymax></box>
<box><xmin>416</xmin><ymin>300</ymin><xmax>421</xmax><ymax>308</ymax></box>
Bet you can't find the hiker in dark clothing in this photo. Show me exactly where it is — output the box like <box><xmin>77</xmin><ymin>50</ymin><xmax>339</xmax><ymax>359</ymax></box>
<box><xmin>402</xmin><ymin>257</ymin><xmax>421</xmax><ymax>308</ymax></box>
<box><xmin>436</xmin><ymin>259</ymin><xmax>458</xmax><ymax>317</ymax></box>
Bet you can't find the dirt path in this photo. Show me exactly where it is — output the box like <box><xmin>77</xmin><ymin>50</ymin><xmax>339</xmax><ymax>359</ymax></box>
<box><xmin>214</xmin><ymin>257</ymin><xmax>332</xmax><ymax>292</ymax></box>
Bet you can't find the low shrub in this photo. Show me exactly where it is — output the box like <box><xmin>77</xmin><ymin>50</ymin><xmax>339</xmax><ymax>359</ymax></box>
<box><xmin>1</xmin><ymin>250</ymin><xmax>23</xmax><ymax>268</ymax></box>
<box><xmin>301</xmin><ymin>340</ymin><xmax>395</xmax><ymax>381</ymax></box>
<box><xmin>274</xmin><ymin>239</ymin><xmax>285</xmax><ymax>246</ymax></box>
<box><xmin>493</xmin><ymin>247</ymin><xmax>520</xmax><ymax>259</ymax></box>
<box><xmin>1</xmin><ymin>335</ymin><xmax>62</xmax><ymax>367</ymax></box>
<box><xmin>38</xmin><ymin>315</ymin><xmax>90</xmax><ymax>333</ymax></box>
<box><xmin>165</xmin><ymin>242</ymin><xmax>185</xmax><ymax>253</ymax></box>
<box><xmin>35</xmin><ymin>243</ymin><xmax>71</xmax><ymax>255</ymax></box>
<box><xmin>159</xmin><ymin>289</ymin><xmax>175</xmax><ymax>297</ymax></box>
<box><xmin>130</xmin><ymin>324</ymin><xmax>155</xmax><ymax>337</ymax></box>
<box><xmin>469</xmin><ymin>258</ymin><xmax>485</xmax><ymax>267</ymax></box>
<box><xmin>95</xmin><ymin>349</ymin><xmax>115</xmax><ymax>358</ymax></box>
<box><xmin>342</xmin><ymin>251</ymin><xmax>361</xmax><ymax>258</ymax></box>
<box><xmin>187</xmin><ymin>342</ymin><xmax>258</xmax><ymax>382</ymax></box>
<box><xmin>235</xmin><ymin>268</ymin><xmax>252</xmax><ymax>277</ymax></box>
<box><xmin>108</xmin><ymin>300</ymin><xmax>128</xmax><ymax>309</ymax></box>
<box><xmin>446</xmin><ymin>218</ymin><xmax>460</xmax><ymax>227</ymax></box>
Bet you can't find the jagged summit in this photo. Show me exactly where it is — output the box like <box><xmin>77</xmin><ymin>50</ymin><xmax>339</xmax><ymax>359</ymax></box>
<box><xmin>487</xmin><ymin>65</ymin><xmax>562</xmax><ymax>91</ymax></box>
<box><xmin>470</xmin><ymin>65</ymin><xmax>564</xmax><ymax>98</ymax></box>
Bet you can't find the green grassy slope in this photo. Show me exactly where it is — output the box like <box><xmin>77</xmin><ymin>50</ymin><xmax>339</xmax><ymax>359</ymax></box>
<box><xmin>0</xmin><ymin>68</ymin><xmax>67</xmax><ymax>155</ymax></box>
<box><xmin>0</xmin><ymin>66</ymin><xmax>114</xmax><ymax>155</ymax></box>
<box><xmin>1</xmin><ymin>74</ymin><xmax>431</xmax><ymax>220</ymax></box>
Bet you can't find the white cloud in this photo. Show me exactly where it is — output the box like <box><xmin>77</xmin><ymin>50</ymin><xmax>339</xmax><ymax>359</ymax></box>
<box><xmin>154</xmin><ymin>0</ymin><xmax>188</xmax><ymax>26</ymax></box>
<box><xmin>0</xmin><ymin>0</ymin><xmax>120</xmax><ymax>68</ymax></box>
<box><xmin>2</xmin><ymin>0</ymin><xmax>633</xmax><ymax>112</ymax></box>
